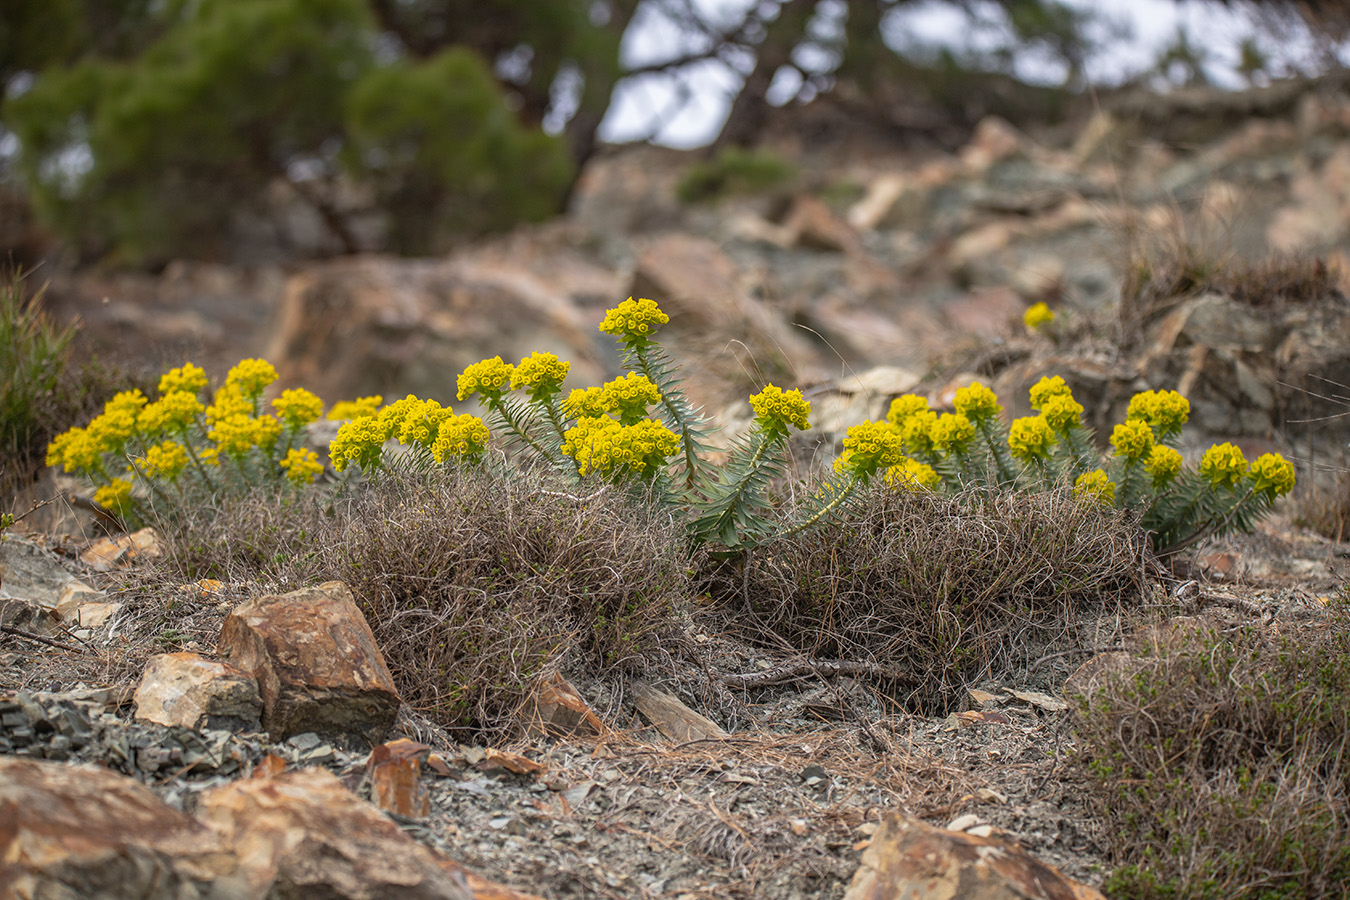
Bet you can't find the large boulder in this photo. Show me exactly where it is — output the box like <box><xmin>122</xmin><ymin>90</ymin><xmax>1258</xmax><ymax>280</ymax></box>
<box><xmin>218</xmin><ymin>581</ymin><xmax>399</xmax><ymax>745</ymax></box>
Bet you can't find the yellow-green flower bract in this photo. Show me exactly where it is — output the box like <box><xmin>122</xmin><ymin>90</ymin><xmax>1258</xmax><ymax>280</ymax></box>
<box><xmin>327</xmin><ymin>395</ymin><xmax>383</xmax><ymax>420</ymax></box>
<box><xmin>953</xmin><ymin>382</ymin><xmax>1002</xmax><ymax>422</ymax></box>
<box><xmin>511</xmin><ymin>352</ymin><xmax>570</xmax><ymax>399</ymax></box>
<box><xmin>93</xmin><ymin>477</ymin><xmax>134</xmax><ymax>515</ymax></box>
<box><xmin>929</xmin><ymin>412</ymin><xmax>976</xmax><ymax>454</ymax></box>
<box><xmin>432</xmin><ymin>414</ymin><xmax>490</xmax><ymax>462</ymax></box>
<box><xmin>598</xmin><ymin>297</ymin><xmax>669</xmax><ymax>343</ymax></box>
<box><xmin>278</xmin><ymin>448</ymin><xmax>324</xmax><ymax>486</ymax></box>
<box><xmin>749</xmin><ymin>384</ymin><xmax>810</xmax><ymax>439</ymax></box>
<box><xmin>1074</xmin><ymin>469</ymin><xmax>1115</xmax><ymax>505</ymax></box>
<box><xmin>885</xmin><ymin>457</ymin><xmax>939</xmax><ymax>491</ymax></box>
<box><xmin>396</xmin><ymin>398</ymin><xmax>454</xmax><ymax>451</ymax></box>
<box><xmin>157</xmin><ymin>363</ymin><xmax>209</xmax><ymax>397</ymax></box>
<box><xmin>1040</xmin><ymin>394</ymin><xmax>1084</xmax><ymax>432</ymax></box>
<box><xmin>1028</xmin><ymin>375</ymin><xmax>1072</xmax><ymax>411</ymax></box>
<box><xmin>329</xmin><ymin>414</ymin><xmax>385</xmax><ymax>472</ymax></box>
<box><xmin>1144</xmin><ymin>445</ymin><xmax>1183</xmax><ymax>486</ymax></box>
<box><xmin>376</xmin><ymin>395</ymin><xmax>423</xmax><ymax>440</ymax></box>
<box><xmin>602</xmin><ymin>372</ymin><xmax>663</xmax><ymax>423</ymax></box>
<box><xmin>141</xmin><ymin>441</ymin><xmax>189</xmax><ymax>481</ymax></box>
<box><xmin>835</xmin><ymin>420</ymin><xmax>905</xmax><ymax>479</ymax></box>
<box><xmin>209</xmin><ymin>414</ymin><xmax>280</xmax><ymax>458</ymax></box>
<box><xmin>1110</xmin><ymin>419</ymin><xmax>1155</xmax><ymax>461</ymax></box>
<box><xmin>272</xmin><ymin>388</ymin><xmax>324</xmax><ymax>431</ymax></box>
<box><xmin>1008</xmin><ymin>415</ymin><xmax>1055</xmax><ymax>462</ymax></box>
<box><xmin>86</xmin><ymin>389</ymin><xmax>148</xmax><ymax>454</ymax></box>
<box><xmin>225</xmin><ymin>358</ymin><xmax>277</xmax><ymax>400</ymax></box>
<box><xmin>206</xmin><ymin>384</ymin><xmax>253</xmax><ymax>426</ymax></box>
<box><xmin>562</xmin><ymin>416</ymin><xmax>679</xmax><ymax>477</ymax></box>
<box><xmin>1024</xmin><ymin>302</ymin><xmax>1055</xmax><ymax>329</ymax></box>
<box><xmin>563</xmin><ymin>386</ymin><xmax>607</xmax><ymax>421</ymax></box>
<box><xmin>898</xmin><ymin>409</ymin><xmax>937</xmax><ymax>455</ymax></box>
<box><xmin>1201</xmin><ymin>442</ymin><xmax>1248</xmax><ymax>488</ymax></box>
<box><xmin>1127</xmin><ymin>389</ymin><xmax>1190</xmax><ymax>438</ymax></box>
<box><xmin>886</xmin><ymin>394</ymin><xmax>930</xmax><ymax>426</ymax></box>
<box><xmin>138</xmin><ymin>391</ymin><xmax>205</xmax><ymax>436</ymax></box>
<box><xmin>46</xmin><ymin>427</ymin><xmax>103</xmax><ymax>474</ymax></box>
<box><xmin>457</xmin><ymin>357</ymin><xmax>515</xmax><ymax>402</ymax></box>
<box><xmin>1248</xmin><ymin>452</ymin><xmax>1295</xmax><ymax>498</ymax></box>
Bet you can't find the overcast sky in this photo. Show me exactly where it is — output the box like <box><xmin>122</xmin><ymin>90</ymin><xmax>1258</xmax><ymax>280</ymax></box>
<box><xmin>599</xmin><ymin>0</ymin><xmax>1321</xmax><ymax>147</ymax></box>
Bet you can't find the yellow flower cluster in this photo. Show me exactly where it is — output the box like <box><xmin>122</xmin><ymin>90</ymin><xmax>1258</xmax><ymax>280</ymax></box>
<box><xmin>953</xmin><ymin>382</ymin><xmax>1002</xmax><ymax>422</ymax></box>
<box><xmin>46</xmin><ymin>427</ymin><xmax>105</xmax><ymax>474</ymax></box>
<box><xmin>1126</xmin><ymin>389</ymin><xmax>1190</xmax><ymax>438</ymax></box>
<box><xmin>599</xmin><ymin>297</ymin><xmax>669</xmax><ymax>343</ymax></box>
<box><xmin>1007</xmin><ymin>415</ymin><xmax>1055</xmax><ymax>462</ymax></box>
<box><xmin>929</xmin><ymin>412</ymin><xmax>976</xmax><ymax>454</ymax></box>
<box><xmin>225</xmin><ymin>358</ymin><xmax>278</xmax><ymax>400</ymax></box>
<box><xmin>88</xmin><ymin>389</ymin><xmax>147</xmax><ymax>454</ymax></box>
<box><xmin>1074</xmin><ymin>469</ymin><xmax>1116</xmax><ymax>505</ymax></box>
<box><xmin>139</xmin><ymin>390</ymin><xmax>204</xmax><ymax>436</ymax></box>
<box><xmin>93</xmin><ymin>477</ymin><xmax>134</xmax><ymax>515</ymax></box>
<box><xmin>885</xmin><ymin>457</ymin><xmax>939</xmax><ymax>491</ymax></box>
<box><xmin>396</xmin><ymin>398</ymin><xmax>454</xmax><ymax>451</ymax></box>
<box><xmin>1200</xmin><ymin>442</ymin><xmax>1248</xmax><ymax>488</ymax></box>
<box><xmin>562</xmin><ymin>416</ymin><xmax>679</xmax><ymax>477</ymax></box>
<box><xmin>563</xmin><ymin>386</ymin><xmax>609</xmax><ymax>420</ymax></box>
<box><xmin>511</xmin><ymin>352</ymin><xmax>571</xmax><ymax>400</ymax></box>
<box><xmin>885</xmin><ymin>395</ymin><xmax>936</xmax><ymax>455</ymax></box>
<box><xmin>206</xmin><ymin>384</ymin><xmax>254</xmax><ymax>426</ymax></box>
<box><xmin>158</xmin><ymin>363</ymin><xmax>209</xmax><ymax>397</ymax></box>
<box><xmin>210</xmin><ymin>413</ymin><xmax>281</xmax><ymax>458</ymax></box>
<box><xmin>327</xmin><ymin>396</ymin><xmax>384</xmax><ymax>420</ymax></box>
<box><xmin>1040</xmin><ymin>394</ymin><xmax>1084</xmax><ymax>432</ymax></box>
<box><xmin>1248</xmin><ymin>452</ymin><xmax>1296</xmax><ymax>498</ymax></box>
<box><xmin>272</xmin><ymin>388</ymin><xmax>324</xmax><ymax>431</ymax></box>
<box><xmin>329</xmin><ymin>415</ymin><xmax>386</xmax><ymax>472</ymax></box>
<box><xmin>1024</xmin><ymin>302</ymin><xmax>1055</xmax><ymax>329</ymax></box>
<box><xmin>835</xmin><ymin>420</ymin><xmax>905</xmax><ymax>479</ymax></box>
<box><xmin>1028</xmin><ymin>375</ymin><xmax>1072</xmax><ymax>411</ymax></box>
<box><xmin>1110</xmin><ymin>420</ymin><xmax>1155</xmax><ymax>461</ymax></box>
<box><xmin>1145</xmin><ymin>445</ymin><xmax>1183</xmax><ymax>486</ymax></box>
<box><xmin>886</xmin><ymin>394</ymin><xmax>930</xmax><ymax>425</ymax></box>
<box><xmin>141</xmin><ymin>441</ymin><xmax>189</xmax><ymax>482</ymax></box>
<box><xmin>603</xmin><ymin>373</ymin><xmax>663</xmax><ymax>423</ymax></box>
<box><xmin>432</xmin><ymin>414</ymin><xmax>491</xmax><ymax>462</ymax></box>
<box><xmin>749</xmin><ymin>385</ymin><xmax>811</xmax><ymax>439</ymax></box>
<box><xmin>457</xmin><ymin>357</ymin><xmax>514</xmax><ymax>402</ymax></box>
<box><xmin>278</xmin><ymin>448</ymin><xmax>324</xmax><ymax>486</ymax></box>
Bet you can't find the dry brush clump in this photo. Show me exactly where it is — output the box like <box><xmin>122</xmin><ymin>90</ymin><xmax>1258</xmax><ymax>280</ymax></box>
<box><xmin>706</xmin><ymin>483</ymin><xmax>1148</xmax><ymax>715</ymax></box>
<box><xmin>1071</xmin><ymin>617</ymin><xmax>1350</xmax><ymax>899</ymax></box>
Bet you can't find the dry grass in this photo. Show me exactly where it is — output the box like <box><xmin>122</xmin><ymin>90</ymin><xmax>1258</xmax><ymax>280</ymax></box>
<box><xmin>703</xmin><ymin>484</ymin><xmax>1148</xmax><ymax>715</ymax></box>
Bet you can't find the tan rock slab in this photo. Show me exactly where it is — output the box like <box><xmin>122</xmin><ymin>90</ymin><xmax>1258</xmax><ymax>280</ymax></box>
<box><xmin>632</xmin><ymin>681</ymin><xmax>726</xmax><ymax>743</ymax></box>
<box><xmin>844</xmin><ymin>813</ymin><xmax>1106</xmax><ymax>900</ymax></box>
<box><xmin>80</xmin><ymin>526</ymin><xmax>161</xmax><ymax>571</ymax></box>
<box><xmin>133</xmin><ymin>651</ymin><xmax>263</xmax><ymax>731</ymax></box>
<box><xmin>525</xmin><ymin>673</ymin><xmax>608</xmax><ymax>738</ymax></box>
<box><xmin>218</xmin><ymin>581</ymin><xmax>400</xmax><ymax>745</ymax></box>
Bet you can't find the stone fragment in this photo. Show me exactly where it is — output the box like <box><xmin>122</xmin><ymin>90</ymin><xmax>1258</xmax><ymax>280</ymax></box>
<box><xmin>0</xmin><ymin>757</ymin><xmax>246</xmax><ymax>899</ymax></box>
<box><xmin>133</xmin><ymin>652</ymin><xmax>263</xmax><ymax>732</ymax></box>
<box><xmin>783</xmin><ymin>194</ymin><xmax>858</xmax><ymax>252</ymax></box>
<box><xmin>960</xmin><ymin>116</ymin><xmax>1030</xmax><ymax>172</ymax></box>
<box><xmin>218</xmin><ymin>581</ymin><xmax>400</xmax><ymax>745</ymax></box>
<box><xmin>0</xmin><ymin>534</ymin><xmax>106</xmax><ymax>634</ymax></box>
<box><xmin>631</xmin><ymin>681</ymin><xmax>726</xmax><ymax>743</ymax></box>
<box><xmin>80</xmin><ymin>527</ymin><xmax>162</xmax><ymax>571</ymax></box>
<box><xmin>843</xmin><ymin>813</ymin><xmax>1106</xmax><ymax>900</ymax></box>
<box><xmin>848</xmin><ymin>173</ymin><xmax>909</xmax><ymax>231</ymax></box>
<box><xmin>525</xmin><ymin>673</ymin><xmax>608</xmax><ymax>737</ymax></box>
<box><xmin>367</xmin><ymin>738</ymin><xmax>433</xmax><ymax>818</ymax></box>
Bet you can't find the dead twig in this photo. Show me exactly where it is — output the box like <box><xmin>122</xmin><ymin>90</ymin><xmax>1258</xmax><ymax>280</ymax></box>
<box><xmin>0</xmin><ymin>624</ymin><xmax>87</xmax><ymax>653</ymax></box>
<box><xmin>718</xmin><ymin>658</ymin><xmax>916</xmax><ymax>689</ymax></box>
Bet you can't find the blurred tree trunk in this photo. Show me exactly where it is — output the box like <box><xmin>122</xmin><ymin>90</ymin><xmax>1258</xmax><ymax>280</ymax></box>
<box><xmin>714</xmin><ymin>0</ymin><xmax>821</xmax><ymax>150</ymax></box>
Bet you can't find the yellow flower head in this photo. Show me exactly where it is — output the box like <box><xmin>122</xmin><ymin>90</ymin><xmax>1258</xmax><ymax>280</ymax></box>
<box><xmin>278</xmin><ymin>448</ymin><xmax>325</xmax><ymax>487</ymax></box>
<box><xmin>899</xmin><ymin>410</ymin><xmax>937</xmax><ymax>455</ymax></box>
<box><xmin>376</xmin><ymin>394</ymin><xmax>423</xmax><ymax>441</ymax></box>
<box><xmin>432</xmin><ymin>413</ymin><xmax>491</xmax><ymax>463</ymax></box>
<box><xmin>749</xmin><ymin>384</ymin><xmax>811</xmax><ymax>440</ymax></box>
<box><xmin>225</xmin><ymin>358</ymin><xmax>278</xmax><ymax>401</ymax></box>
<box><xmin>511</xmin><ymin>352</ymin><xmax>571</xmax><ymax>400</ymax></box>
<box><xmin>562</xmin><ymin>416</ymin><xmax>678</xmax><ymax>478</ymax></box>
<box><xmin>1126</xmin><ymin>389</ymin><xmax>1190</xmax><ymax>438</ymax></box>
<box><xmin>1074</xmin><ymin>469</ymin><xmax>1116</xmax><ymax>505</ymax></box>
<box><xmin>457</xmin><ymin>357</ymin><xmax>515</xmax><ymax>402</ymax></box>
<box><xmin>885</xmin><ymin>457</ymin><xmax>940</xmax><ymax>491</ymax></box>
<box><xmin>886</xmin><ymin>394</ymin><xmax>930</xmax><ymax>426</ymax></box>
<box><xmin>397</xmin><ymin>398</ymin><xmax>454</xmax><ymax>451</ymax></box>
<box><xmin>47</xmin><ymin>427</ymin><xmax>103</xmax><ymax>475</ymax></box>
<box><xmin>1248</xmin><ymin>452</ymin><xmax>1295</xmax><ymax>498</ymax></box>
<box><xmin>157</xmin><ymin>363</ymin><xmax>209</xmax><ymax>397</ymax></box>
<box><xmin>1040</xmin><ymin>394</ymin><xmax>1084</xmax><ymax>432</ymax></box>
<box><xmin>1029</xmin><ymin>375</ymin><xmax>1073</xmax><ymax>411</ymax></box>
<box><xmin>1201</xmin><ymin>442</ymin><xmax>1249</xmax><ymax>489</ymax></box>
<box><xmin>602</xmin><ymin>372</ymin><xmax>663</xmax><ymax>424</ymax></box>
<box><xmin>206</xmin><ymin>384</ymin><xmax>254</xmax><ymax>426</ymax></box>
<box><xmin>94</xmin><ymin>477</ymin><xmax>135</xmax><ymax>515</ymax></box>
<box><xmin>563</xmin><ymin>386</ymin><xmax>608</xmax><ymax>421</ymax></box>
<box><xmin>1024</xmin><ymin>302</ymin><xmax>1055</xmax><ymax>329</ymax></box>
<box><xmin>1110</xmin><ymin>420</ymin><xmax>1155</xmax><ymax>461</ymax></box>
<box><xmin>272</xmin><ymin>388</ymin><xmax>324</xmax><ymax>431</ymax></box>
<box><xmin>87</xmin><ymin>389</ymin><xmax>147</xmax><ymax>453</ymax></box>
<box><xmin>1144</xmin><ymin>445</ymin><xmax>1183</xmax><ymax>486</ymax></box>
<box><xmin>599</xmin><ymin>297</ymin><xmax>669</xmax><ymax>344</ymax></box>
<box><xmin>329</xmin><ymin>414</ymin><xmax>386</xmax><ymax>472</ymax></box>
<box><xmin>209</xmin><ymin>414</ymin><xmax>258</xmax><ymax>458</ymax></box>
<box><xmin>141</xmin><ymin>441</ymin><xmax>189</xmax><ymax>482</ymax></box>
<box><xmin>838</xmin><ymin>420</ymin><xmax>906</xmax><ymax>480</ymax></box>
<box><xmin>327</xmin><ymin>396</ymin><xmax>384</xmax><ymax>420</ymax></box>
<box><xmin>139</xmin><ymin>390</ymin><xmax>205</xmax><ymax>436</ymax></box>
<box><xmin>953</xmin><ymin>382</ymin><xmax>1002</xmax><ymax>422</ymax></box>
<box><xmin>929</xmin><ymin>412</ymin><xmax>976</xmax><ymax>454</ymax></box>
<box><xmin>1008</xmin><ymin>415</ymin><xmax>1055</xmax><ymax>462</ymax></box>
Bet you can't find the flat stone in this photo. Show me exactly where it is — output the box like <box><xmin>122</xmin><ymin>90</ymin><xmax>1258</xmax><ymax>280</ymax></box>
<box><xmin>0</xmin><ymin>535</ymin><xmax>106</xmax><ymax>634</ymax></box>
<box><xmin>133</xmin><ymin>652</ymin><xmax>263</xmax><ymax>732</ymax></box>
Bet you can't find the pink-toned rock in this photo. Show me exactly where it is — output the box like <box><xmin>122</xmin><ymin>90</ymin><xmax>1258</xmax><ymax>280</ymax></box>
<box><xmin>133</xmin><ymin>652</ymin><xmax>263</xmax><ymax>732</ymax></box>
<box><xmin>525</xmin><ymin>673</ymin><xmax>608</xmax><ymax>738</ymax></box>
<box><xmin>367</xmin><ymin>738</ymin><xmax>433</xmax><ymax>818</ymax></box>
<box><xmin>844</xmin><ymin>813</ymin><xmax>1105</xmax><ymax>900</ymax></box>
<box><xmin>0</xmin><ymin>757</ymin><xmax>247</xmax><ymax>900</ymax></box>
<box><xmin>197</xmin><ymin>766</ymin><xmax>476</xmax><ymax>900</ymax></box>
<box><xmin>218</xmin><ymin>581</ymin><xmax>399</xmax><ymax>745</ymax></box>
<box><xmin>784</xmin><ymin>194</ymin><xmax>859</xmax><ymax>253</ymax></box>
